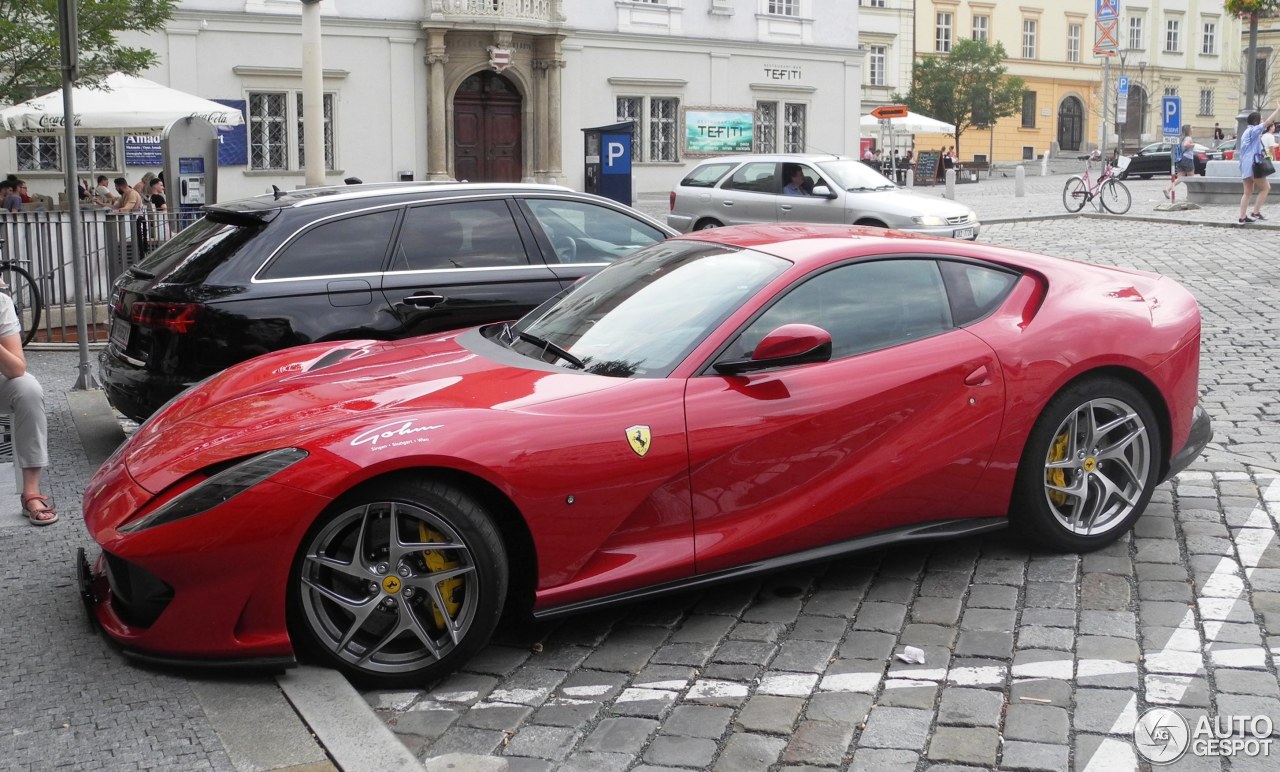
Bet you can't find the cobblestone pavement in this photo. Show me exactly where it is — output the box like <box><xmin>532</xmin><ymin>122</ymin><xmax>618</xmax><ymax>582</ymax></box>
<box><xmin>0</xmin><ymin>353</ymin><xmax>236</xmax><ymax>772</ymax></box>
<box><xmin>367</xmin><ymin>219</ymin><xmax>1280</xmax><ymax>771</ymax></box>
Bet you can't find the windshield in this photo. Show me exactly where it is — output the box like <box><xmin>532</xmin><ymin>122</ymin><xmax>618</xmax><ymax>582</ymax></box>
<box><xmin>504</xmin><ymin>241</ymin><xmax>789</xmax><ymax>378</ymax></box>
<box><xmin>816</xmin><ymin>160</ymin><xmax>898</xmax><ymax>191</ymax></box>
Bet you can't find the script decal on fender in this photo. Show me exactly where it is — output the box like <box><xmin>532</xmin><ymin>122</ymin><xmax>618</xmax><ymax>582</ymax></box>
<box><xmin>351</xmin><ymin>420</ymin><xmax>444</xmax><ymax>451</ymax></box>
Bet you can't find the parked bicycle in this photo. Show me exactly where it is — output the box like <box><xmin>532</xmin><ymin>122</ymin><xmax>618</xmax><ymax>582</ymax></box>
<box><xmin>1062</xmin><ymin>151</ymin><xmax>1132</xmax><ymax>215</ymax></box>
<box><xmin>0</xmin><ymin>260</ymin><xmax>43</xmax><ymax>346</ymax></box>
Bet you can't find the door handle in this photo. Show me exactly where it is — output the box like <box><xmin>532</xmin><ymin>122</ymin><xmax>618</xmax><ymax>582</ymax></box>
<box><xmin>780</xmin><ymin>204</ymin><xmax>793</xmax><ymax>212</ymax></box>
<box><xmin>721</xmin><ymin>201</ymin><xmax>734</xmax><ymax>207</ymax></box>
<box><xmin>403</xmin><ymin>292</ymin><xmax>445</xmax><ymax>308</ymax></box>
<box><xmin>964</xmin><ymin>365</ymin><xmax>990</xmax><ymax>386</ymax></box>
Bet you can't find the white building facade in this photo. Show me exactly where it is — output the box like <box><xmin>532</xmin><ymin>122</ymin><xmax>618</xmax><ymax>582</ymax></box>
<box><xmin>5</xmin><ymin>0</ymin><xmax>864</xmax><ymax>202</ymax></box>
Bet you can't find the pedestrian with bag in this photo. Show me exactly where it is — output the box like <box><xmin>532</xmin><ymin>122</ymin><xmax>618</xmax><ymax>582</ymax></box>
<box><xmin>1165</xmin><ymin>136</ymin><xmax>1196</xmax><ymax>201</ymax></box>
<box><xmin>1237</xmin><ymin>101</ymin><xmax>1280</xmax><ymax>224</ymax></box>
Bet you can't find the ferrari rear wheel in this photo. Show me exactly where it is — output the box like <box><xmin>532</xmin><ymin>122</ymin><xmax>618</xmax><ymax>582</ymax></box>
<box><xmin>290</xmin><ymin>478</ymin><xmax>507</xmax><ymax>686</ymax></box>
<box><xmin>1012</xmin><ymin>377</ymin><xmax>1160</xmax><ymax>552</ymax></box>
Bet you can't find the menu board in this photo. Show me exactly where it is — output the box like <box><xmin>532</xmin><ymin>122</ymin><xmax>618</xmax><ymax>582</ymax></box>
<box><xmin>915</xmin><ymin>151</ymin><xmax>940</xmax><ymax>186</ymax></box>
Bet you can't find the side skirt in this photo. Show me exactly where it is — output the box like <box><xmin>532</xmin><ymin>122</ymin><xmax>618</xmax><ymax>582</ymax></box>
<box><xmin>532</xmin><ymin>516</ymin><xmax>1008</xmax><ymax>621</ymax></box>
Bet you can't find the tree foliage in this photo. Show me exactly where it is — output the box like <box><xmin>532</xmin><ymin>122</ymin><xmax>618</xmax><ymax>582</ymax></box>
<box><xmin>0</xmin><ymin>0</ymin><xmax>177</xmax><ymax>104</ymax></box>
<box><xmin>898</xmin><ymin>38</ymin><xmax>1026</xmax><ymax>155</ymax></box>
<box><xmin>1225</xmin><ymin>0</ymin><xmax>1280</xmax><ymax>17</ymax></box>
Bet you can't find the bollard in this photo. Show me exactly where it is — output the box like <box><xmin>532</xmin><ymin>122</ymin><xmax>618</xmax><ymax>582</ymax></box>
<box><xmin>945</xmin><ymin>168</ymin><xmax>956</xmax><ymax>199</ymax></box>
<box><xmin>1015</xmin><ymin>165</ymin><xmax>1026</xmax><ymax>197</ymax></box>
<box><xmin>1041</xmin><ymin>152</ymin><xmax>1049</xmax><ymax>176</ymax></box>
<box><xmin>906</xmin><ymin>169</ymin><xmax>914</xmax><ymax>188</ymax></box>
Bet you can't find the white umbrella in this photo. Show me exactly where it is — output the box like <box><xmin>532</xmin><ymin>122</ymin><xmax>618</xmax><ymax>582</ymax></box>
<box><xmin>859</xmin><ymin>110</ymin><xmax>957</xmax><ymax>135</ymax></box>
<box><xmin>0</xmin><ymin>72</ymin><xmax>243</xmax><ymax>136</ymax></box>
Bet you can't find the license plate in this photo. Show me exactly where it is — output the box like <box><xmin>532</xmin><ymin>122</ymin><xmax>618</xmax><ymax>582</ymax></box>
<box><xmin>953</xmin><ymin>227</ymin><xmax>975</xmax><ymax>240</ymax></box>
<box><xmin>109</xmin><ymin>317</ymin><xmax>131</xmax><ymax>350</ymax></box>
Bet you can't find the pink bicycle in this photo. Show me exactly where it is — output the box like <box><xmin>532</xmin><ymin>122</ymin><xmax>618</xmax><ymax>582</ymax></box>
<box><xmin>1062</xmin><ymin>152</ymin><xmax>1132</xmax><ymax>214</ymax></box>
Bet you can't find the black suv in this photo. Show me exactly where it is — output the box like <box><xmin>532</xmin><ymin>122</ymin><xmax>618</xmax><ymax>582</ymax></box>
<box><xmin>102</xmin><ymin>183</ymin><xmax>673</xmax><ymax>421</ymax></box>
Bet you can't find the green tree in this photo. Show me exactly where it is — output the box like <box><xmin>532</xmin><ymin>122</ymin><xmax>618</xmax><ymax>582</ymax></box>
<box><xmin>0</xmin><ymin>0</ymin><xmax>177</xmax><ymax>104</ymax></box>
<box><xmin>897</xmin><ymin>38</ymin><xmax>1026</xmax><ymax>156</ymax></box>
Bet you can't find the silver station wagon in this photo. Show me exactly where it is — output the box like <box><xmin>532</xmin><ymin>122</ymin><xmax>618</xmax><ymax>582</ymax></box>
<box><xmin>668</xmin><ymin>154</ymin><xmax>980</xmax><ymax>240</ymax></box>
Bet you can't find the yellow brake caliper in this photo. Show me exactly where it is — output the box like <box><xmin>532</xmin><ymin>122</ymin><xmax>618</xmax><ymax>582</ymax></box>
<box><xmin>1047</xmin><ymin>432</ymin><xmax>1070</xmax><ymax>506</ymax></box>
<box><xmin>419</xmin><ymin>523</ymin><xmax>463</xmax><ymax>631</ymax></box>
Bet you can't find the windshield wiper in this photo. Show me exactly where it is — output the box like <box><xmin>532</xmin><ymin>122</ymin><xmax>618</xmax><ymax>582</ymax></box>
<box><xmin>517</xmin><ymin>330</ymin><xmax>585</xmax><ymax>369</ymax></box>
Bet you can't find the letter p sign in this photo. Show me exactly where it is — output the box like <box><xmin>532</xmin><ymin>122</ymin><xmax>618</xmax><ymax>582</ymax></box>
<box><xmin>601</xmin><ymin>133</ymin><xmax>632</xmax><ymax>175</ymax></box>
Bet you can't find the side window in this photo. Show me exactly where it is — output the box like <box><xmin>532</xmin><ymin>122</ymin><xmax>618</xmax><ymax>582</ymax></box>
<box><xmin>782</xmin><ymin>163</ymin><xmax>822</xmax><ymax>195</ymax></box>
<box><xmin>260</xmin><ymin>209</ymin><xmax>398</xmax><ymax>280</ymax></box>
<box><xmin>939</xmin><ymin>260</ymin><xmax>1020</xmax><ymax>326</ymax></box>
<box><xmin>723</xmin><ymin>162</ymin><xmax>779</xmax><ymax>193</ymax></box>
<box><xmin>525</xmin><ymin>198</ymin><xmax>666</xmax><ymax>264</ymax></box>
<box><xmin>681</xmin><ymin>163</ymin><xmax>735</xmax><ymax>188</ymax></box>
<box><xmin>723</xmin><ymin>260</ymin><xmax>953</xmax><ymax>362</ymax></box>
<box><xmin>393</xmin><ymin>200</ymin><xmax>529</xmax><ymax>271</ymax></box>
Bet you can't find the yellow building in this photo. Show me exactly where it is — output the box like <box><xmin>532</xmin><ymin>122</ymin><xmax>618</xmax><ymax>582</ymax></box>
<box><xmin>913</xmin><ymin>1</ymin><xmax>1242</xmax><ymax>162</ymax></box>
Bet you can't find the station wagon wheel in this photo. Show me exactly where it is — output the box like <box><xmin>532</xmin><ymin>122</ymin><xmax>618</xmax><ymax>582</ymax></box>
<box><xmin>1012</xmin><ymin>377</ymin><xmax>1160</xmax><ymax>552</ymax></box>
<box><xmin>289</xmin><ymin>478</ymin><xmax>507</xmax><ymax>686</ymax></box>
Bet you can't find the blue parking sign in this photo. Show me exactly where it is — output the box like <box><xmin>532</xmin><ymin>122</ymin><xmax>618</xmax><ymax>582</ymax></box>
<box><xmin>1162</xmin><ymin>96</ymin><xmax>1181</xmax><ymax>137</ymax></box>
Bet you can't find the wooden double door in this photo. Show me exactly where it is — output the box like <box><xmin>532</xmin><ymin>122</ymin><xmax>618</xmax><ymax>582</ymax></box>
<box><xmin>454</xmin><ymin>72</ymin><xmax>522</xmax><ymax>183</ymax></box>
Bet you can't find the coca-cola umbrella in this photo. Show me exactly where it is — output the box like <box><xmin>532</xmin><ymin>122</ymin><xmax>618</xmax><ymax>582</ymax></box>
<box><xmin>0</xmin><ymin>72</ymin><xmax>243</xmax><ymax>135</ymax></box>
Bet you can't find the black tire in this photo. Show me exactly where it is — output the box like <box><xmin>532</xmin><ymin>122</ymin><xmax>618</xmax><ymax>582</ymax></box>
<box><xmin>693</xmin><ymin>219</ymin><xmax>722</xmax><ymax>231</ymax></box>
<box><xmin>1062</xmin><ymin>177</ymin><xmax>1088</xmax><ymax>213</ymax></box>
<box><xmin>1098</xmin><ymin>179</ymin><xmax>1132</xmax><ymax>215</ymax></box>
<box><xmin>1139</xmin><ymin>174</ymin><xmax>1153</xmax><ymax>180</ymax></box>
<box><xmin>288</xmin><ymin>477</ymin><xmax>508</xmax><ymax>686</ymax></box>
<box><xmin>1</xmin><ymin>264</ymin><xmax>42</xmax><ymax>346</ymax></box>
<box><xmin>1011</xmin><ymin>377</ymin><xmax>1160</xmax><ymax>552</ymax></box>
<box><xmin>855</xmin><ymin>219</ymin><xmax>888</xmax><ymax>229</ymax></box>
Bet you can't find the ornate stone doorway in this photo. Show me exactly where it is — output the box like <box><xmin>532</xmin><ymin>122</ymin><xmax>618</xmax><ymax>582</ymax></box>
<box><xmin>1058</xmin><ymin>96</ymin><xmax>1084</xmax><ymax>152</ymax></box>
<box><xmin>453</xmin><ymin>71</ymin><xmax>522</xmax><ymax>183</ymax></box>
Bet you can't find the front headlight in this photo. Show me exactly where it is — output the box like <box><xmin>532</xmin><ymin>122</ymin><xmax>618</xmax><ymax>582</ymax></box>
<box><xmin>119</xmin><ymin>448</ymin><xmax>308</xmax><ymax>533</ymax></box>
<box><xmin>912</xmin><ymin>215</ymin><xmax>948</xmax><ymax>227</ymax></box>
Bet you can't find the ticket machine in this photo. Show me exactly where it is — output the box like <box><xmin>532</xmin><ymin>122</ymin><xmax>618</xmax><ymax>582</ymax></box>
<box><xmin>582</xmin><ymin>121</ymin><xmax>634</xmax><ymax>206</ymax></box>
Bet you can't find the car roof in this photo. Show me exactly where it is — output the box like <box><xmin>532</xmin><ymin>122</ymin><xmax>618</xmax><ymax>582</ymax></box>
<box><xmin>208</xmin><ymin>181</ymin><xmax>579</xmax><ymax>215</ymax></box>
<box><xmin>673</xmin><ymin>223</ymin><xmax>1048</xmax><ymax>274</ymax></box>
<box><xmin>690</xmin><ymin>154</ymin><xmax>851</xmax><ymax>165</ymax></box>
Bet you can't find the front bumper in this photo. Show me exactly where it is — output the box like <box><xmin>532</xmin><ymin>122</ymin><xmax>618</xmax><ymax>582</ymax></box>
<box><xmin>1163</xmin><ymin>403</ymin><xmax>1213</xmax><ymax>482</ymax></box>
<box><xmin>903</xmin><ymin>222</ymin><xmax>982</xmax><ymax>241</ymax></box>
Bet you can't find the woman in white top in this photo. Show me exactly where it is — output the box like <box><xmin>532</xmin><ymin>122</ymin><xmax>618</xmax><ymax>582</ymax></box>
<box><xmin>0</xmin><ymin>293</ymin><xmax>53</xmax><ymax>525</ymax></box>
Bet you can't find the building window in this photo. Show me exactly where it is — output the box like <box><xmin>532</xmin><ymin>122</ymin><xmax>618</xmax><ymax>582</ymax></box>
<box><xmin>936</xmin><ymin>12</ymin><xmax>953</xmax><ymax>53</ymax></box>
<box><xmin>755</xmin><ymin>102</ymin><xmax>776</xmax><ymax>153</ymax></box>
<box><xmin>862</xmin><ymin>0</ymin><xmax>886</xmax><ymax>6</ymax></box>
<box><xmin>1128</xmin><ymin>17</ymin><xmax>1143</xmax><ymax>50</ymax></box>
<box><xmin>1202</xmin><ymin>21</ymin><xmax>1216</xmax><ymax>55</ymax></box>
<box><xmin>1021</xmin><ymin>91</ymin><xmax>1036</xmax><ymax>128</ymax></box>
<box><xmin>972</xmin><ymin>15</ymin><xmax>989</xmax><ymax>42</ymax></box>
<box><xmin>1165</xmin><ymin>18</ymin><xmax>1180</xmax><ymax>53</ymax></box>
<box><xmin>1255</xmin><ymin>57</ymin><xmax>1268</xmax><ymax>94</ymax></box>
<box><xmin>783</xmin><ymin>103</ymin><xmax>806</xmax><ymax>153</ymax></box>
<box><xmin>296</xmin><ymin>93</ymin><xmax>335</xmax><ymax>171</ymax></box>
<box><xmin>616</xmin><ymin>96</ymin><xmax>642</xmax><ymax>160</ymax></box>
<box><xmin>15</xmin><ymin>136</ymin><xmax>61</xmax><ymax>172</ymax></box>
<box><xmin>1022</xmin><ymin>19</ymin><xmax>1037</xmax><ymax>59</ymax></box>
<box><xmin>16</xmin><ymin>134</ymin><xmax>117</xmax><ymax>172</ymax></box>
<box><xmin>1067</xmin><ymin>24</ymin><xmax>1081</xmax><ymax>63</ymax></box>
<box><xmin>1199</xmin><ymin>88</ymin><xmax>1214</xmax><ymax>116</ymax></box>
<box><xmin>617</xmin><ymin>96</ymin><xmax>678</xmax><ymax>163</ymax></box>
<box><xmin>767</xmin><ymin>0</ymin><xmax>797</xmax><ymax>16</ymax></box>
<box><xmin>1164</xmin><ymin>86</ymin><xmax>1178</xmax><ymax>97</ymax></box>
<box><xmin>868</xmin><ymin>45</ymin><xmax>886</xmax><ymax>86</ymax></box>
<box><xmin>249</xmin><ymin>91</ymin><xmax>289</xmax><ymax>170</ymax></box>
<box><xmin>650</xmin><ymin>97</ymin><xmax>678</xmax><ymax>161</ymax></box>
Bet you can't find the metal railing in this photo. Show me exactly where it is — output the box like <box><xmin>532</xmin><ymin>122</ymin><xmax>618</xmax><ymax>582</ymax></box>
<box><xmin>0</xmin><ymin>209</ymin><xmax>195</xmax><ymax>345</ymax></box>
<box><xmin>447</xmin><ymin>0</ymin><xmax>557</xmax><ymax>22</ymax></box>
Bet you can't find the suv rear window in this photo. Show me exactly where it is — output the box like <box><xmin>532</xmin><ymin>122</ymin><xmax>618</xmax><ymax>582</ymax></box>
<box><xmin>132</xmin><ymin>216</ymin><xmax>261</xmax><ymax>285</ymax></box>
<box><xmin>260</xmin><ymin>209</ymin><xmax>399</xmax><ymax>280</ymax></box>
<box><xmin>681</xmin><ymin>163</ymin><xmax>735</xmax><ymax>188</ymax></box>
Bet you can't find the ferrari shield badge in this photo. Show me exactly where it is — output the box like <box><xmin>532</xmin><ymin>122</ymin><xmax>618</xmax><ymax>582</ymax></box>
<box><xmin>625</xmin><ymin>425</ymin><xmax>652</xmax><ymax>457</ymax></box>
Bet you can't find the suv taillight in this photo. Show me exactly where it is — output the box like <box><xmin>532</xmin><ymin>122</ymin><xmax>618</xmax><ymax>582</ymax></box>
<box><xmin>130</xmin><ymin>302</ymin><xmax>202</xmax><ymax>334</ymax></box>
<box><xmin>670</xmin><ymin>191</ymin><xmax>676</xmax><ymax>211</ymax></box>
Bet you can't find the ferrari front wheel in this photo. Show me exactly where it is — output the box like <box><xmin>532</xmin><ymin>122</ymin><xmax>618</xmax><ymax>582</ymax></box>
<box><xmin>289</xmin><ymin>478</ymin><xmax>508</xmax><ymax>686</ymax></box>
<box><xmin>1012</xmin><ymin>377</ymin><xmax>1160</xmax><ymax>552</ymax></box>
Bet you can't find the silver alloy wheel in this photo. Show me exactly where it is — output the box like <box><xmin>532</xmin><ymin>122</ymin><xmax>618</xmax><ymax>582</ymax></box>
<box><xmin>1042</xmin><ymin>396</ymin><xmax>1152</xmax><ymax>537</ymax></box>
<box><xmin>298</xmin><ymin>500</ymin><xmax>479</xmax><ymax>675</ymax></box>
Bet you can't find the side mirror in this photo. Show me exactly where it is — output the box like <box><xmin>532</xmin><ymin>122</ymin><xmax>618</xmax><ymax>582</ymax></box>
<box><xmin>810</xmin><ymin>184</ymin><xmax>838</xmax><ymax>199</ymax></box>
<box><xmin>714</xmin><ymin>324</ymin><xmax>833</xmax><ymax>374</ymax></box>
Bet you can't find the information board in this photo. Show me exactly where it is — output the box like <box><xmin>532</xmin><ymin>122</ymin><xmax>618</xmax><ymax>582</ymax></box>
<box><xmin>684</xmin><ymin>110</ymin><xmax>754</xmax><ymax>154</ymax></box>
<box><xmin>915</xmin><ymin>151</ymin><xmax>940</xmax><ymax>186</ymax></box>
